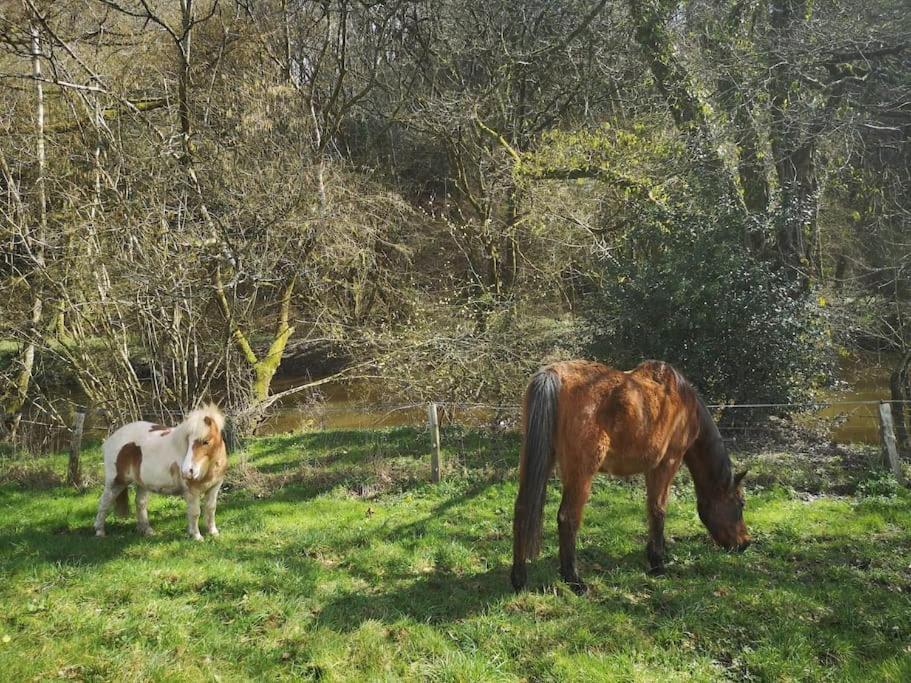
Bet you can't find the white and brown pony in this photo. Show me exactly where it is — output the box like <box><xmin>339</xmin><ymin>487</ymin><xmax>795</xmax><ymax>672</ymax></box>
<box><xmin>94</xmin><ymin>405</ymin><xmax>228</xmax><ymax>540</ymax></box>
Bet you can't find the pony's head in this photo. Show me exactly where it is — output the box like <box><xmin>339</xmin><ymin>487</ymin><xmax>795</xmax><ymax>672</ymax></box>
<box><xmin>697</xmin><ymin>470</ymin><xmax>750</xmax><ymax>551</ymax></box>
<box><xmin>180</xmin><ymin>404</ymin><xmax>226</xmax><ymax>481</ymax></box>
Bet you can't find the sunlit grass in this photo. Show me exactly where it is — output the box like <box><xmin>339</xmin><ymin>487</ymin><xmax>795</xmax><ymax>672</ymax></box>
<box><xmin>1</xmin><ymin>429</ymin><xmax>909</xmax><ymax>680</ymax></box>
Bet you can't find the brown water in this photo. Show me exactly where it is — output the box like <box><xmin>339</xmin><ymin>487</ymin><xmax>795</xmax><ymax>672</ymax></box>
<box><xmin>259</xmin><ymin>379</ymin><xmax>430</xmax><ymax>433</ymax></box>
<box><xmin>816</xmin><ymin>353</ymin><xmax>898</xmax><ymax>443</ymax></box>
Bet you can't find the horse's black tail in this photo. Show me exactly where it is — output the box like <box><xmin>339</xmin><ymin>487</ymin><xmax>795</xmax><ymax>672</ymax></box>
<box><xmin>511</xmin><ymin>368</ymin><xmax>560</xmax><ymax>591</ymax></box>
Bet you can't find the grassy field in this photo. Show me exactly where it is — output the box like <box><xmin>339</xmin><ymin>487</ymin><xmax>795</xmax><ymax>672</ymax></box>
<box><xmin>1</xmin><ymin>427</ymin><xmax>909</xmax><ymax>681</ymax></box>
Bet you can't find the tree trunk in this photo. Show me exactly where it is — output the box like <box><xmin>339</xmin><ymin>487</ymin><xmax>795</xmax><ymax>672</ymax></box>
<box><xmin>178</xmin><ymin>0</ymin><xmax>194</xmax><ymax>157</ymax></box>
<box><xmin>891</xmin><ymin>351</ymin><xmax>911</xmax><ymax>454</ymax></box>
<box><xmin>216</xmin><ymin>271</ymin><xmax>296</xmax><ymax>403</ymax></box>
<box><xmin>4</xmin><ymin>20</ymin><xmax>47</xmax><ymax>437</ymax></box>
<box><xmin>768</xmin><ymin>0</ymin><xmax>817</xmax><ymax>282</ymax></box>
<box><xmin>627</xmin><ymin>0</ymin><xmax>746</xmax><ymax>218</ymax></box>
<box><xmin>282</xmin><ymin>0</ymin><xmax>293</xmax><ymax>83</ymax></box>
<box><xmin>252</xmin><ymin>278</ymin><xmax>296</xmax><ymax>402</ymax></box>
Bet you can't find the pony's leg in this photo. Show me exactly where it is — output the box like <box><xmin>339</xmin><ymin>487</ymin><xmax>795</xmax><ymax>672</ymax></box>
<box><xmin>94</xmin><ymin>482</ymin><xmax>126</xmax><ymax>537</ymax></box>
<box><xmin>136</xmin><ymin>487</ymin><xmax>155</xmax><ymax>536</ymax></box>
<box><xmin>645</xmin><ymin>461</ymin><xmax>677</xmax><ymax>574</ymax></box>
<box><xmin>203</xmin><ymin>483</ymin><xmax>222</xmax><ymax>536</ymax></box>
<box><xmin>185</xmin><ymin>491</ymin><xmax>203</xmax><ymax>541</ymax></box>
<box><xmin>557</xmin><ymin>475</ymin><xmax>593</xmax><ymax>594</ymax></box>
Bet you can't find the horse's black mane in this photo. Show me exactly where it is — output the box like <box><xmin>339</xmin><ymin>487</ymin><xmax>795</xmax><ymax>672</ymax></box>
<box><xmin>692</xmin><ymin>394</ymin><xmax>734</xmax><ymax>489</ymax></box>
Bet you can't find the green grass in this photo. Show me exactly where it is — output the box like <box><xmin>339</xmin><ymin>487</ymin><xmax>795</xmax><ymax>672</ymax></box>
<box><xmin>1</xmin><ymin>428</ymin><xmax>909</xmax><ymax>681</ymax></box>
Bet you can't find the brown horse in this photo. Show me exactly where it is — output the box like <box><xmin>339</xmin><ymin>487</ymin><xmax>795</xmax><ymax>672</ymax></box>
<box><xmin>511</xmin><ymin>360</ymin><xmax>749</xmax><ymax>593</ymax></box>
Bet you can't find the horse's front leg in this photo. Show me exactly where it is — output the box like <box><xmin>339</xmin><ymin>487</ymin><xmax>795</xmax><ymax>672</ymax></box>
<box><xmin>645</xmin><ymin>459</ymin><xmax>678</xmax><ymax>574</ymax></box>
<box><xmin>204</xmin><ymin>482</ymin><xmax>222</xmax><ymax>537</ymax></box>
<box><xmin>185</xmin><ymin>490</ymin><xmax>203</xmax><ymax>541</ymax></box>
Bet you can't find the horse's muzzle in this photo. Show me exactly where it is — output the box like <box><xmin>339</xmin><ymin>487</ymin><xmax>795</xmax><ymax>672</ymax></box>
<box><xmin>736</xmin><ymin>540</ymin><xmax>751</xmax><ymax>553</ymax></box>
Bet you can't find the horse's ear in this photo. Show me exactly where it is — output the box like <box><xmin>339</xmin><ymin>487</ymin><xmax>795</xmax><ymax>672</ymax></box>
<box><xmin>204</xmin><ymin>416</ymin><xmax>212</xmax><ymax>426</ymax></box>
<box><xmin>734</xmin><ymin>469</ymin><xmax>748</xmax><ymax>488</ymax></box>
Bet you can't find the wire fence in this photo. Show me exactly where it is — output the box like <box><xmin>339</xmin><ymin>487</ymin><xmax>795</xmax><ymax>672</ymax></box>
<box><xmin>253</xmin><ymin>398</ymin><xmax>903</xmax><ymax>446</ymax></box>
<box><xmin>0</xmin><ymin>401</ymin><xmax>911</xmax><ymax>495</ymax></box>
<box><xmin>1</xmin><ymin>401</ymin><xmax>911</xmax><ymax>455</ymax></box>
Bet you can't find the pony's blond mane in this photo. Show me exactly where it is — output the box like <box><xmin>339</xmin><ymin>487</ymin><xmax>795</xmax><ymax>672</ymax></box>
<box><xmin>182</xmin><ymin>403</ymin><xmax>225</xmax><ymax>439</ymax></box>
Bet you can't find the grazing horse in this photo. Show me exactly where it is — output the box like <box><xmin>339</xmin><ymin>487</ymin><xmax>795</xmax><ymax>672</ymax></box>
<box><xmin>511</xmin><ymin>360</ymin><xmax>749</xmax><ymax>593</ymax></box>
<box><xmin>94</xmin><ymin>404</ymin><xmax>228</xmax><ymax>540</ymax></box>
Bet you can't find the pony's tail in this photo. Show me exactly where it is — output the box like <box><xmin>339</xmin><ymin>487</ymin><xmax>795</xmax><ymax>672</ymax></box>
<box><xmin>114</xmin><ymin>488</ymin><xmax>130</xmax><ymax>517</ymax></box>
<box><xmin>511</xmin><ymin>368</ymin><xmax>560</xmax><ymax>591</ymax></box>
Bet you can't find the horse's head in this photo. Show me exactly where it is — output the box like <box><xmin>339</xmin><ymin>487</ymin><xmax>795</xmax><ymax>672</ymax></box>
<box><xmin>181</xmin><ymin>405</ymin><xmax>225</xmax><ymax>481</ymax></box>
<box><xmin>697</xmin><ymin>470</ymin><xmax>750</xmax><ymax>551</ymax></box>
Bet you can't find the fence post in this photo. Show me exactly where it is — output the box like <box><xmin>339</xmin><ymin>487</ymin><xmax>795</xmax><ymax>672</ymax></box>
<box><xmin>223</xmin><ymin>415</ymin><xmax>240</xmax><ymax>454</ymax></box>
<box><xmin>427</xmin><ymin>402</ymin><xmax>441</xmax><ymax>483</ymax></box>
<box><xmin>878</xmin><ymin>402</ymin><xmax>905</xmax><ymax>485</ymax></box>
<box><xmin>67</xmin><ymin>408</ymin><xmax>86</xmax><ymax>487</ymax></box>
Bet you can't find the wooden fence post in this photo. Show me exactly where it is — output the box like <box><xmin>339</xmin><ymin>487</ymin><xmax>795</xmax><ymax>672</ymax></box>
<box><xmin>223</xmin><ymin>415</ymin><xmax>240</xmax><ymax>454</ymax></box>
<box><xmin>878</xmin><ymin>402</ymin><xmax>905</xmax><ymax>485</ymax></box>
<box><xmin>67</xmin><ymin>408</ymin><xmax>86</xmax><ymax>487</ymax></box>
<box><xmin>427</xmin><ymin>402</ymin><xmax>441</xmax><ymax>483</ymax></box>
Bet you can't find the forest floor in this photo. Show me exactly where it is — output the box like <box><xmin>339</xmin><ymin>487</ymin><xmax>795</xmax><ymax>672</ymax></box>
<box><xmin>1</xmin><ymin>427</ymin><xmax>909</xmax><ymax>681</ymax></box>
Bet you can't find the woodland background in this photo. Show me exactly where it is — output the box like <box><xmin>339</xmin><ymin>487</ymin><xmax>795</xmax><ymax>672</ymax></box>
<box><xmin>1</xmin><ymin>0</ymin><xmax>909</xmax><ymax>439</ymax></box>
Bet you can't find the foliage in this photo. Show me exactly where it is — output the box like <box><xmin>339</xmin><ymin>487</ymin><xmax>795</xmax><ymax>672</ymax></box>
<box><xmin>1</xmin><ymin>0</ymin><xmax>909</xmax><ymax>441</ymax></box>
<box><xmin>346</xmin><ymin>301</ymin><xmax>585</xmax><ymax>406</ymax></box>
<box><xmin>589</xmin><ymin>216</ymin><xmax>833</xmax><ymax>404</ymax></box>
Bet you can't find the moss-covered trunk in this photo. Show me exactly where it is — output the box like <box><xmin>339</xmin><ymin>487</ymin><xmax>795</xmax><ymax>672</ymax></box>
<box><xmin>217</xmin><ymin>271</ymin><xmax>295</xmax><ymax>404</ymax></box>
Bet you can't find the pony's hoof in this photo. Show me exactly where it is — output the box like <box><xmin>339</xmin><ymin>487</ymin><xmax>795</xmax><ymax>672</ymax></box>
<box><xmin>190</xmin><ymin>533</ymin><xmax>204</xmax><ymax>541</ymax></box>
<box><xmin>94</xmin><ymin>528</ymin><xmax>106</xmax><ymax>538</ymax></box>
<box><xmin>138</xmin><ymin>526</ymin><xmax>156</xmax><ymax>537</ymax></box>
<box><xmin>648</xmin><ymin>564</ymin><xmax>667</xmax><ymax>576</ymax></box>
<box><xmin>208</xmin><ymin>528</ymin><xmax>220</xmax><ymax>537</ymax></box>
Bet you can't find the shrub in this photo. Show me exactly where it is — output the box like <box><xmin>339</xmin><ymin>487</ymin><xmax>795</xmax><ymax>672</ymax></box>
<box><xmin>587</xmin><ymin>215</ymin><xmax>832</xmax><ymax>405</ymax></box>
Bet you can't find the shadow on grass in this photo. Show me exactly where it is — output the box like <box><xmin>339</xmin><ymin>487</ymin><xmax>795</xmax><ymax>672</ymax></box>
<box><xmin>246</xmin><ymin>428</ymin><xmax>434</xmax><ymax>462</ymax></box>
<box><xmin>0</xmin><ymin>521</ymin><xmax>170</xmax><ymax>570</ymax></box>
<box><xmin>316</xmin><ymin>562</ymin><xmax>510</xmax><ymax>629</ymax></box>
<box><xmin>315</xmin><ymin>530</ymin><xmax>910</xmax><ymax>683</ymax></box>
<box><xmin>244</xmin><ymin>427</ymin><xmax>518</xmax><ymax>473</ymax></box>
<box><xmin>0</xmin><ymin>468</ymin><xmax>507</xmax><ymax>578</ymax></box>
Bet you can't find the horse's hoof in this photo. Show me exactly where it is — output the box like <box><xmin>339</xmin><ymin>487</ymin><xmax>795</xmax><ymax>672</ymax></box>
<box><xmin>138</xmin><ymin>526</ymin><xmax>156</xmax><ymax>537</ymax></box>
<box><xmin>648</xmin><ymin>564</ymin><xmax>667</xmax><ymax>576</ymax></box>
<box><xmin>208</xmin><ymin>528</ymin><xmax>220</xmax><ymax>537</ymax></box>
<box><xmin>190</xmin><ymin>533</ymin><xmax>204</xmax><ymax>541</ymax></box>
<box><xmin>95</xmin><ymin>529</ymin><xmax>105</xmax><ymax>538</ymax></box>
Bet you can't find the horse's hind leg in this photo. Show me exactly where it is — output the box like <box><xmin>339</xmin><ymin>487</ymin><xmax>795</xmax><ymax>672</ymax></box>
<box><xmin>645</xmin><ymin>460</ymin><xmax>678</xmax><ymax>574</ymax></box>
<box><xmin>94</xmin><ymin>482</ymin><xmax>126</xmax><ymax>537</ymax></box>
<box><xmin>557</xmin><ymin>474</ymin><xmax>593</xmax><ymax>594</ymax></box>
<box><xmin>136</xmin><ymin>487</ymin><xmax>155</xmax><ymax>536</ymax></box>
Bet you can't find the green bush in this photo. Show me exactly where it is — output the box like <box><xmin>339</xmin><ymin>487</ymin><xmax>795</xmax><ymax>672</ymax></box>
<box><xmin>587</xmin><ymin>216</ymin><xmax>832</xmax><ymax>405</ymax></box>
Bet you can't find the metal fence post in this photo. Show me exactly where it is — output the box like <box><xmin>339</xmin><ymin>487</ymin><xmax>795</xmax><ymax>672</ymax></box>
<box><xmin>428</xmin><ymin>402</ymin><xmax>441</xmax><ymax>483</ymax></box>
